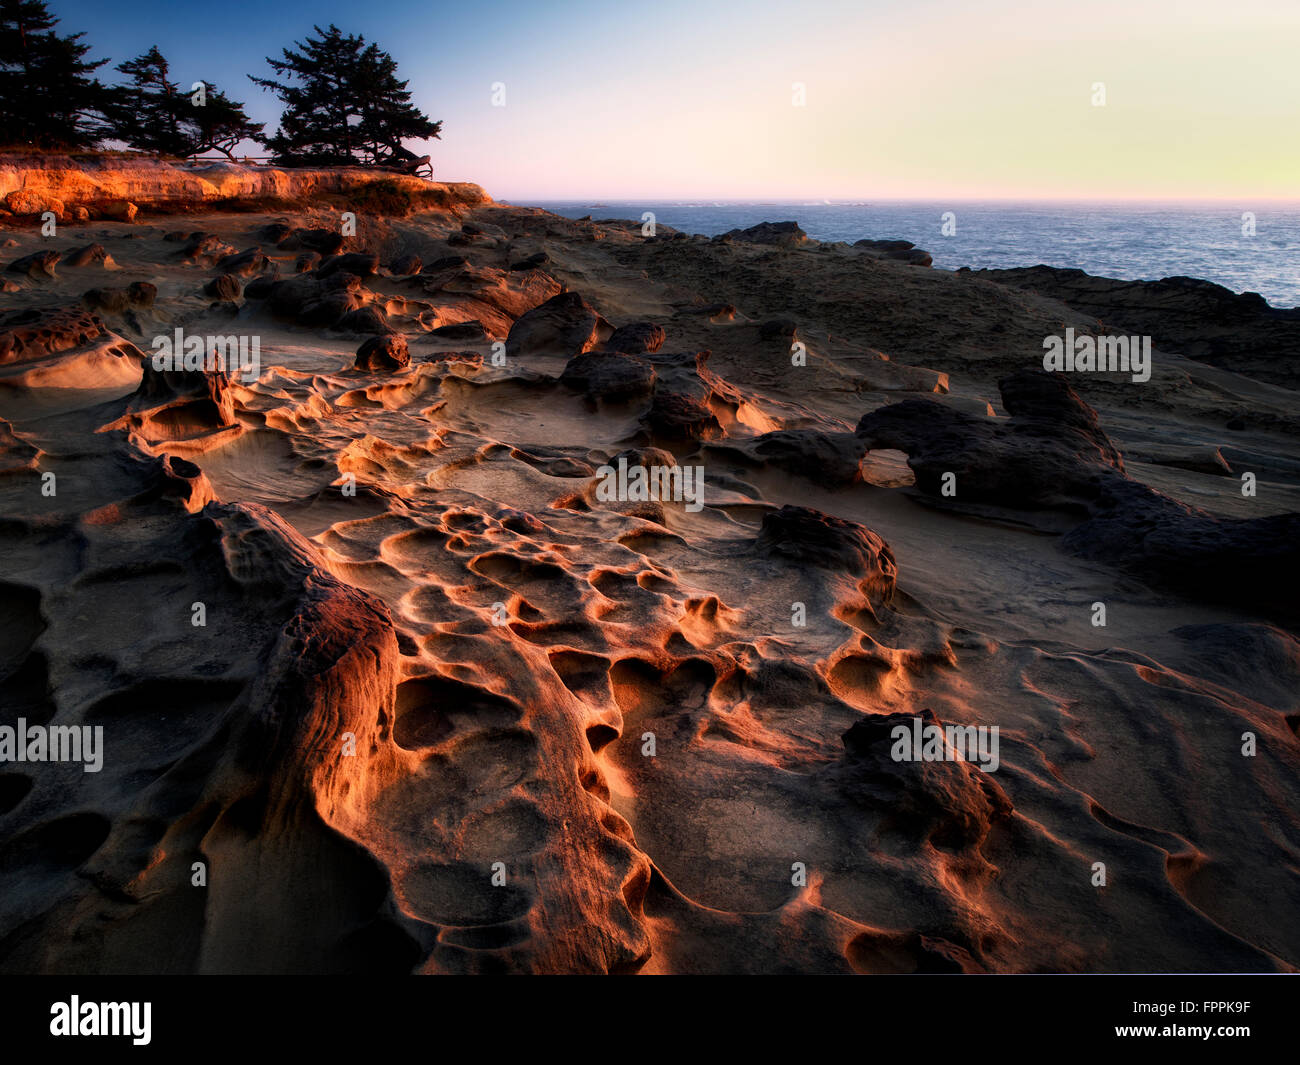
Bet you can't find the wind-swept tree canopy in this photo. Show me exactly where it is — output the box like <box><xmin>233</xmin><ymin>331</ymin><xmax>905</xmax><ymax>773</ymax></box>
<box><xmin>250</xmin><ymin>24</ymin><xmax>441</xmax><ymax>167</ymax></box>
<box><xmin>0</xmin><ymin>0</ymin><xmax>112</xmax><ymax>149</ymax></box>
<box><xmin>106</xmin><ymin>46</ymin><xmax>264</xmax><ymax>159</ymax></box>
<box><xmin>186</xmin><ymin>84</ymin><xmax>265</xmax><ymax>159</ymax></box>
<box><xmin>109</xmin><ymin>45</ymin><xmax>186</xmax><ymax>155</ymax></box>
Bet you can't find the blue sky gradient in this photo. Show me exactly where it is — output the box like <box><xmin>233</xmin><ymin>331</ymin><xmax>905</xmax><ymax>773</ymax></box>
<box><xmin>46</xmin><ymin>0</ymin><xmax>1300</xmax><ymax>201</ymax></box>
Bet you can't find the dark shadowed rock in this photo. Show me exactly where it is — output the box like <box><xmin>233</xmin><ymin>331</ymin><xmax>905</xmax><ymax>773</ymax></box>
<box><xmin>278</xmin><ymin>227</ymin><xmax>344</xmax><ymax>256</ymax></box>
<box><xmin>758</xmin><ymin>319</ymin><xmax>798</xmax><ymax>341</ymax></box>
<box><xmin>295</xmin><ymin>252</ymin><xmax>321</xmax><ymax>273</ymax></box>
<box><xmin>6</xmin><ymin>250</ymin><xmax>60</xmax><ymax>279</ymax></box>
<box><xmin>505</xmin><ymin>290</ymin><xmax>612</xmax><ymax>357</ymax></box>
<box><xmin>855</xmin><ymin>239</ymin><xmax>914</xmax><ymax>253</ymax></box>
<box><xmin>83</xmin><ymin>281</ymin><xmax>156</xmax><ymax>314</ymax></box>
<box><xmin>128</xmin><ymin>281</ymin><xmax>158</xmax><ymax>307</ymax></box>
<box><xmin>268</xmin><ymin>272</ymin><xmax>366</xmax><ymax>328</ymax></box>
<box><xmin>425</xmin><ymin>255</ymin><xmax>469</xmax><ymax>273</ymax></box>
<box><xmin>609</xmin><ymin>446</ymin><xmax>678</xmax><ymax>471</ymax></box>
<box><xmin>756</xmin><ymin>505</ymin><xmax>897</xmax><ymax>609</ymax></box>
<box><xmin>646</xmin><ymin>390</ymin><xmax>722</xmax><ymax>441</ymax></box>
<box><xmin>337</xmin><ymin>305</ymin><xmax>393</xmax><ymax>335</ymax></box>
<box><xmin>719</xmin><ymin>221</ymin><xmax>808</xmax><ymax>247</ymax></box>
<box><xmin>355</xmin><ymin>334</ymin><xmax>410</xmax><ymax>372</ymax></box>
<box><xmin>428</xmin><ymin>320</ymin><xmax>487</xmax><ymax>341</ymax></box>
<box><xmin>750</xmin><ymin>429</ymin><xmax>866</xmax><ymax>487</ymax></box>
<box><xmin>205</xmin><ymin>274</ymin><xmax>242</xmax><ymax>301</ymax></box>
<box><xmin>258</xmin><ymin>222</ymin><xmax>293</xmax><ymax>243</ymax></box>
<box><xmin>63</xmin><ymin>243</ymin><xmax>112</xmax><ymax>268</ymax></box>
<box><xmin>242</xmin><ymin>274</ymin><xmax>277</xmax><ymax>300</ymax></box>
<box><xmin>858</xmin><ymin>369</ymin><xmax>1300</xmax><ymax>614</ymax></box>
<box><xmin>298</xmin><ymin>290</ymin><xmax>365</xmax><ymax>328</ymax></box>
<box><xmin>855</xmin><ymin>370</ymin><xmax>1123</xmax><ymax>508</ymax></box>
<box><xmin>605</xmin><ymin>321</ymin><xmax>666</xmax><ymax>354</ymax></box>
<box><xmin>967</xmin><ymin>265</ymin><xmax>1300</xmax><ymax>389</ymax></box>
<box><xmin>179</xmin><ymin>232</ymin><xmax>236</xmax><ymax>266</ymax></box>
<box><xmin>389</xmin><ymin>254</ymin><xmax>422</xmax><ymax>276</ymax></box>
<box><xmin>217</xmin><ymin>247</ymin><xmax>271</xmax><ymax>278</ymax></box>
<box><xmin>509</xmin><ymin>251</ymin><xmax>550</xmax><ymax>271</ymax></box>
<box><xmin>317</xmin><ymin>252</ymin><xmax>379</xmax><ymax>279</ymax></box>
<box><xmin>560</xmin><ymin>351</ymin><xmax>656</xmax><ymax>400</ymax></box>
<box><xmin>855</xmin><ymin>239</ymin><xmax>933</xmax><ymax>267</ymax></box>
<box><xmin>1065</xmin><ymin>478</ymin><xmax>1300</xmax><ymax>615</ymax></box>
<box><xmin>838</xmin><ymin>707</ymin><xmax>1012</xmax><ymax>849</ymax></box>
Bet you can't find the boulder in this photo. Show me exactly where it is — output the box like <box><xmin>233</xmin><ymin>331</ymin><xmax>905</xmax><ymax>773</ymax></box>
<box><xmin>205</xmin><ymin>274</ymin><xmax>243</xmax><ymax>301</ymax></box>
<box><xmin>242</xmin><ymin>274</ymin><xmax>278</xmax><ymax>300</ymax></box>
<box><xmin>605</xmin><ymin>321</ymin><xmax>666</xmax><ymax>354</ymax></box>
<box><xmin>855</xmin><ymin>238</ymin><xmax>933</xmax><ymax>267</ymax></box>
<box><xmin>428</xmin><ymin>320</ymin><xmax>487</xmax><ymax>341</ymax></box>
<box><xmin>389</xmin><ymin>254</ymin><xmax>422</xmax><ymax>276</ymax></box>
<box><xmin>216</xmin><ymin>247</ymin><xmax>271</xmax><ymax>277</ymax></box>
<box><xmin>749</xmin><ymin>429</ymin><xmax>866</xmax><ymax>488</ymax></box>
<box><xmin>63</xmin><ymin>243</ymin><xmax>114</xmax><ymax>268</ymax></box>
<box><xmin>268</xmin><ymin>272</ymin><xmax>366</xmax><ymax>328</ymax></box>
<box><xmin>425</xmin><ymin>255</ymin><xmax>468</xmax><ymax>273</ymax></box>
<box><xmin>854</xmin><ymin>370</ymin><xmax>1124</xmax><ymax>509</ymax></box>
<box><xmin>258</xmin><ymin>222</ymin><xmax>294</xmax><ymax>243</ymax></box>
<box><xmin>718</xmin><ymin>220</ymin><xmax>808</xmax><ymax>247</ymax></box>
<box><xmin>317</xmin><ymin>252</ymin><xmax>379</xmax><ymax>279</ymax></box>
<box><xmin>278</xmin><ymin>227</ymin><xmax>345</xmax><ymax>255</ymax></box>
<box><xmin>560</xmin><ymin>351</ymin><xmax>656</xmax><ymax>400</ymax></box>
<box><xmin>756</xmin><ymin>505</ymin><xmax>897</xmax><ymax>609</ymax></box>
<box><xmin>505</xmin><ymin>291</ymin><xmax>612</xmax><ymax>357</ymax></box>
<box><xmin>355</xmin><ymin>334</ymin><xmax>410</xmax><ymax>372</ymax></box>
<box><xmin>857</xmin><ymin>369</ymin><xmax>1300</xmax><ymax>614</ymax></box>
<box><xmin>509</xmin><ymin>251</ymin><xmax>550</xmax><ymax>271</ymax></box>
<box><xmin>336</xmin><ymin>305</ymin><xmax>393</xmax><ymax>335</ymax></box>
<box><xmin>179</xmin><ymin>232</ymin><xmax>237</xmax><ymax>266</ymax></box>
<box><xmin>102</xmin><ymin>201</ymin><xmax>139</xmax><ymax>223</ymax></box>
<box><xmin>6</xmin><ymin>250</ymin><xmax>60</xmax><ymax>279</ymax></box>
<box><xmin>4</xmin><ymin>190</ymin><xmax>59</xmax><ymax>216</ymax></box>
<box><xmin>646</xmin><ymin>390</ymin><xmax>722</xmax><ymax>441</ymax></box>
<box><xmin>83</xmin><ymin>281</ymin><xmax>157</xmax><ymax>314</ymax></box>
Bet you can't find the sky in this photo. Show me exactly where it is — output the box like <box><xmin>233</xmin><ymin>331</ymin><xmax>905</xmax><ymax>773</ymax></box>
<box><xmin>49</xmin><ymin>0</ymin><xmax>1300</xmax><ymax>201</ymax></box>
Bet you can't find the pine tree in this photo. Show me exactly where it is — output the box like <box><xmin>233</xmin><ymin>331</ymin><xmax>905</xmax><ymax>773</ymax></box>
<box><xmin>250</xmin><ymin>24</ymin><xmax>440</xmax><ymax>167</ymax></box>
<box><xmin>109</xmin><ymin>46</ymin><xmax>187</xmax><ymax>155</ymax></box>
<box><xmin>186</xmin><ymin>83</ymin><xmax>264</xmax><ymax>160</ymax></box>
<box><xmin>0</xmin><ymin>0</ymin><xmax>112</xmax><ymax>149</ymax></box>
<box><xmin>107</xmin><ymin>47</ymin><xmax>264</xmax><ymax>160</ymax></box>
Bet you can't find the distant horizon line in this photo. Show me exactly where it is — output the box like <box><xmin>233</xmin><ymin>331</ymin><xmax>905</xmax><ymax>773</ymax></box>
<box><xmin>498</xmin><ymin>195</ymin><xmax>1300</xmax><ymax>206</ymax></box>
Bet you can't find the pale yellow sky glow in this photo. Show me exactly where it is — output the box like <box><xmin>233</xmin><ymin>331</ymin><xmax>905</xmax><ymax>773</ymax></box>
<box><xmin>439</xmin><ymin>0</ymin><xmax>1300</xmax><ymax>200</ymax></box>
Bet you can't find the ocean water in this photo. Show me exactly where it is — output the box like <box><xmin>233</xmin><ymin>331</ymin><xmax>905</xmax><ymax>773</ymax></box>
<box><xmin>524</xmin><ymin>200</ymin><xmax>1300</xmax><ymax>309</ymax></box>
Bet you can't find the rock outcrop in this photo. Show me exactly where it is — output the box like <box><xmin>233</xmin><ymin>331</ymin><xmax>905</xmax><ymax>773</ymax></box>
<box><xmin>967</xmin><ymin>265</ymin><xmax>1300</xmax><ymax>388</ymax></box>
<box><xmin>0</xmin><ymin>155</ymin><xmax>490</xmax><ymax>219</ymax></box>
